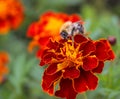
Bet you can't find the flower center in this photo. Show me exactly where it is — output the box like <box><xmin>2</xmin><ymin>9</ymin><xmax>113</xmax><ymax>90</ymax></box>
<box><xmin>65</xmin><ymin>40</ymin><xmax>81</xmax><ymax>60</ymax></box>
<box><xmin>57</xmin><ymin>41</ymin><xmax>83</xmax><ymax>71</ymax></box>
<box><xmin>45</xmin><ymin>17</ymin><xmax>64</xmax><ymax>35</ymax></box>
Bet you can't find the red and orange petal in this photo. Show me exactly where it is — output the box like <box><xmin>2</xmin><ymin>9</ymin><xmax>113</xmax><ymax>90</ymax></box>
<box><xmin>0</xmin><ymin>0</ymin><xmax>24</xmax><ymax>34</ymax></box>
<box><xmin>0</xmin><ymin>19</ymin><xmax>10</xmax><ymax>34</ymax></box>
<box><xmin>0</xmin><ymin>51</ymin><xmax>9</xmax><ymax>83</ymax></box>
<box><xmin>27</xmin><ymin>11</ymin><xmax>82</xmax><ymax>53</ymax></box>
<box><xmin>94</xmin><ymin>39</ymin><xmax>115</xmax><ymax>61</ymax></box>
<box><xmin>55</xmin><ymin>78</ymin><xmax>77</xmax><ymax>99</ymax></box>
<box><xmin>28</xmin><ymin>39</ymin><xmax>40</xmax><ymax>52</ymax></box>
<box><xmin>27</xmin><ymin>22</ymin><xmax>40</xmax><ymax>37</ymax></box>
<box><xmin>42</xmin><ymin>70</ymin><xmax>62</xmax><ymax>95</ymax></box>
<box><xmin>92</xmin><ymin>61</ymin><xmax>104</xmax><ymax>73</ymax></box>
<box><xmin>100</xmin><ymin>39</ymin><xmax>115</xmax><ymax>60</ymax></box>
<box><xmin>0</xmin><ymin>51</ymin><xmax>9</xmax><ymax>63</ymax></box>
<box><xmin>73</xmin><ymin>69</ymin><xmax>98</xmax><ymax>93</ymax></box>
<box><xmin>63</xmin><ymin>66</ymin><xmax>80</xmax><ymax>79</ymax></box>
<box><xmin>40</xmin><ymin>34</ymin><xmax>115</xmax><ymax>99</ymax></box>
<box><xmin>82</xmin><ymin>56</ymin><xmax>98</xmax><ymax>71</ymax></box>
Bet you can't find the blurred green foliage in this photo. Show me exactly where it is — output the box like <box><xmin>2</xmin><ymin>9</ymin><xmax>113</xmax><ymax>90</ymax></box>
<box><xmin>0</xmin><ymin>0</ymin><xmax>120</xmax><ymax>99</ymax></box>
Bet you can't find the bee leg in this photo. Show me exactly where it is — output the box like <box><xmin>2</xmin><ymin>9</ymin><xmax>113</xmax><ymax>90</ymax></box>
<box><xmin>71</xmin><ymin>27</ymin><xmax>75</xmax><ymax>46</ymax></box>
<box><xmin>78</xmin><ymin>25</ymin><xmax>84</xmax><ymax>34</ymax></box>
<box><xmin>71</xmin><ymin>27</ymin><xmax>75</xmax><ymax>36</ymax></box>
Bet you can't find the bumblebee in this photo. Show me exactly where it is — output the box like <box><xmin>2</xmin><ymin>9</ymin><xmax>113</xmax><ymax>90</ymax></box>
<box><xmin>60</xmin><ymin>21</ymin><xmax>85</xmax><ymax>39</ymax></box>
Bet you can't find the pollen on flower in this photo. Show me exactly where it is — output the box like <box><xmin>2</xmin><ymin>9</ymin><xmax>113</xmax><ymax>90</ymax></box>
<box><xmin>0</xmin><ymin>0</ymin><xmax>24</xmax><ymax>34</ymax></box>
<box><xmin>65</xmin><ymin>41</ymin><xmax>79</xmax><ymax>59</ymax></box>
<box><xmin>0</xmin><ymin>51</ymin><xmax>9</xmax><ymax>83</ymax></box>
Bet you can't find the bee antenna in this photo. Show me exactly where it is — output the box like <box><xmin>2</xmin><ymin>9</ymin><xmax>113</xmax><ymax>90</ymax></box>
<box><xmin>71</xmin><ymin>27</ymin><xmax>75</xmax><ymax>36</ymax></box>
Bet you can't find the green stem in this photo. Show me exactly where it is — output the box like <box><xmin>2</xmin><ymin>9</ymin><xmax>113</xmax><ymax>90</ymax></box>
<box><xmin>83</xmin><ymin>93</ymin><xmax>87</xmax><ymax>99</ymax></box>
<box><xmin>108</xmin><ymin>61</ymin><xmax>114</xmax><ymax>88</ymax></box>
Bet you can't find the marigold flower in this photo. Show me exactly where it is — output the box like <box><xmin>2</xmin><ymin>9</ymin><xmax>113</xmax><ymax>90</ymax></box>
<box><xmin>27</xmin><ymin>11</ymin><xmax>82</xmax><ymax>57</ymax></box>
<box><xmin>40</xmin><ymin>34</ymin><xmax>115</xmax><ymax>99</ymax></box>
<box><xmin>0</xmin><ymin>0</ymin><xmax>24</xmax><ymax>34</ymax></box>
<box><xmin>0</xmin><ymin>51</ymin><xmax>9</xmax><ymax>83</ymax></box>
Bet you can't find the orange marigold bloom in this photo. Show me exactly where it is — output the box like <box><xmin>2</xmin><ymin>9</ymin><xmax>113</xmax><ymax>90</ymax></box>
<box><xmin>0</xmin><ymin>0</ymin><xmax>24</xmax><ymax>34</ymax></box>
<box><xmin>0</xmin><ymin>51</ymin><xmax>9</xmax><ymax>83</ymax></box>
<box><xmin>27</xmin><ymin>11</ymin><xmax>82</xmax><ymax>57</ymax></box>
<box><xmin>40</xmin><ymin>34</ymin><xmax>115</xmax><ymax>99</ymax></box>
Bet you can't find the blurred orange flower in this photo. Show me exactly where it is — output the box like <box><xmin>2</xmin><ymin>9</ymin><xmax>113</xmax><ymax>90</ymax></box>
<box><xmin>0</xmin><ymin>51</ymin><xmax>9</xmax><ymax>83</ymax></box>
<box><xmin>40</xmin><ymin>34</ymin><xmax>115</xmax><ymax>99</ymax></box>
<box><xmin>27</xmin><ymin>11</ymin><xmax>82</xmax><ymax>57</ymax></box>
<box><xmin>0</xmin><ymin>0</ymin><xmax>24</xmax><ymax>34</ymax></box>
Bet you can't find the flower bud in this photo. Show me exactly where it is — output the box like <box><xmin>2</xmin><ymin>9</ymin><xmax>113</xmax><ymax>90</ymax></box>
<box><xmin>108</xmin><ymin>36</ymin><xmax>116</xmax><ymax>46</ymax></box>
